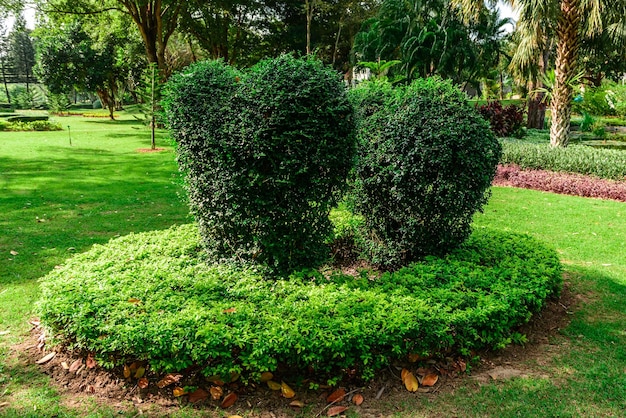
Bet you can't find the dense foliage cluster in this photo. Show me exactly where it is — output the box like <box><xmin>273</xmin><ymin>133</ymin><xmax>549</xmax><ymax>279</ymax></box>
<box><xmin>38</xmin><ymin>223</ymin><xmax>562</xmax><ymax>383</ymax></box>
<box><xmin>495</xmin><ymin>164</ymin><xmax>626</xmax><ymax>202</ymax></box>
<box><xmin>349</xmin><ymin>78</ymin><xmax>501</xmax><ymax>267</ymax></box>
<box><xmin>501</xmin><ymin>141</ymin><xmax>626</xmax><ymax>181</ymax></box>
<box><xmin>0</xmin><ymin>119</ymin><xmax>62</xmax><ymax>131</ymax></box>
<box><xmin>164</xmin><ymin>56</ymin><xmax>355</xmax><ymax>275</ymax></box>
<box><xmin>476</xmin><ymin>101</ymin><xmax>526</xmax><ymax>137</ymax></box>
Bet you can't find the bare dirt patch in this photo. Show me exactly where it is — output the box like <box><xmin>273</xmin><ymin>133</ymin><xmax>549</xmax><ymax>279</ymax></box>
<box><xmin>136</xmin><ymin>148</ymin><xmax>167</xmax><ymax>153</ymax></box>
<box><xmin>14</xmin><ymin>282</ymin><xmax>577</xmax><ymax>417</ymax></box>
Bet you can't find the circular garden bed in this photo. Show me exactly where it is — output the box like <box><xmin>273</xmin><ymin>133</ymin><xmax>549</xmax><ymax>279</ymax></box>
<box><xmin>38</xmin><ymin>223</ymin><xmax>562</xmax><ymax>384</ymax></box>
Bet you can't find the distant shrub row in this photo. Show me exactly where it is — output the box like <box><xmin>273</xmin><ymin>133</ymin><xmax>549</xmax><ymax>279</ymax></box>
<box><xmin>0</xmin><ymin>120</ymin><xmax>62</xmax><ymax>131</ymax></box>
<box><xmin>38</xmin><ymin>224</ymin><xmax>562</xmax><ymax>383</ymax></box>
<box><xmin>495</xmin><ymin>164</ymin><xmax>626</xmax><ymax>202</ymax></box>
<box><xmin>501</xmin><ymin>140</ymin><xmax>626</xmax><ymax>181</ymax></box>
<box><xmin>165</xmin><ymin>58</ymin><xmax>500</xmax><ymax>273</ymax></box>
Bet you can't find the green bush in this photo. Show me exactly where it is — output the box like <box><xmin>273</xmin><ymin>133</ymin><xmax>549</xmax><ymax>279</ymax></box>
<box><xmin>573</xmin><ymin>86</ymin><xmax>615</xmax><ymax>117</ymax></box>
<box><xmin>164</xmin><ymin>56</ymin><xmax>356</xmax><ymax>275</ymax></box>
<box><xmin>501</xmin><ymin>140</ymin><xmax>626</xmax><ymax>180</ymax></box>
<box><xmin>349</xmin><ymin>78</ymin><xmax>501</xmax><ymax>268</ymax></box>
<box><xmin>38</xmin><ymin>223</ymin><xmax>562</xmax><ymax>383</ymax></box>
<box><xmin>1</xmin><ymin>120</ymin><xmax>62</xmax><ymax>131</ymax></box>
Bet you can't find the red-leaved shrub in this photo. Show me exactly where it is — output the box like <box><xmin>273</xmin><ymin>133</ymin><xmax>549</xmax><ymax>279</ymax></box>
<box><xmin>494</xmin><ymin>164</ymin><xmax>626</xmax><ymax>202</ymax></box>
<box><xmin>476</xmin><ymin>101</ymin><xmax>525</xmax><ymax>137</ymax></box>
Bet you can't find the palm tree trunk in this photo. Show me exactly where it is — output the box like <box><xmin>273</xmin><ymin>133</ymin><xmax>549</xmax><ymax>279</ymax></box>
<box><xmin>550</xmin><ymin>0</ymin><xmax>581</xmax><ymax>147</ymax></box>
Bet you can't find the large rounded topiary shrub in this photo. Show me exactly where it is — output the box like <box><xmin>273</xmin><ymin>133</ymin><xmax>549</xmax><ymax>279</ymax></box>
<box><xmin>164</xmin><ymin>56</ymin><xmax>356</xmax><ymax>275</ymax></box>
<box><xmin>350</xmin><ymin>78</ymin><xmax>502</xmax><ymax>268</ymax></box>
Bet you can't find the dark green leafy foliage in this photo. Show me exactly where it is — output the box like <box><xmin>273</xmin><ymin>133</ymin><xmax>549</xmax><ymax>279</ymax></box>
<box><xmin>350</xmin><ymin>78</ymin><xmax>501</xmax><ymax>268</ymax></box>
<box><xmin>164</xmin><ymin>56</ymin><xmax>356</xmax><ymax>275</ymax></box>
<box><xmin>37</xmin><ymin>224</ymin><xmax>562</xmax><ymax>383</ymax></box>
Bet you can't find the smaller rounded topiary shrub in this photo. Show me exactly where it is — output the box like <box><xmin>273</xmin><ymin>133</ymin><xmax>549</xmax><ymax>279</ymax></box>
<box><xmin>37</xmin><ymin>223</ymin><xmax>562</xmax><ymax>383</ymax></box>
<box><xmin>349</xmin><ymin>78</ymin><xmax>502</xmax><ymax>268</ymax></box>
<box><xmin>164</xmin><ymin>56</ymin><xmax>356</xmax><ymax>275</ymax></box>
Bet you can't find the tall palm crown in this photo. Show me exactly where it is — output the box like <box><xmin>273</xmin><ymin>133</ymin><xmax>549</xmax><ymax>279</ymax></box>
<box><xmin>455</xmin><ymin>0</ymin><xmax>626</xmax><ymax>147</ymax></box>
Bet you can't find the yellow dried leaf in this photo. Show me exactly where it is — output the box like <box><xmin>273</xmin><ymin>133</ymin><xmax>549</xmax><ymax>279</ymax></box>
<box><xmin>281</xmin><ymin>381</ymin><xmax>296</xmax><ymax>399</ymax></box>
<box><xmin>69</xmin><ymin>359</ymin><xmax>82</xmax><ymax>373</ymax></box>
<box><xmin>267</xmin><ymin>380</ymin><xmax>281</xmax><ymax>391</ymax></box>
<box><xmin>123</xmin><ymin>365</ymin><xmax>131</xmax><ymax>379</ymax></box>
<box><xmin>403</xmin><ymin>372</ymin><xmax>419</xmax><ymax>392</ymax></box>
<box><xmin>127</xmin><ymin>298</ymin><xmax>141</xmax><ymax>304</ymax></box>
<box><xmin>260</xmin><ymin>371</ymin><xmax>273</xmax><ymax>382</ymax></box>
<box><xmin>289</xmin><ymin>400</ymin><xmax>305</xmax><ymax>408</ymax></box>
<box><xmin>134</xmin><ymin>366</ymin><xmax>146</xmax><ymax>379</ymax></box>
<box><xmin>401</xmin><ymin>368</ymin><xmax>410</xmax><ymax>382</ymax></box>
<box><xmin>173</xmin><ymin>387</ymin><xmax>187</xmax><ymax>397</ymax></box>
<box><xmin>61</xmin><ymin>361</ymin><xmax>69</xmax><ymax>370</ymax></box>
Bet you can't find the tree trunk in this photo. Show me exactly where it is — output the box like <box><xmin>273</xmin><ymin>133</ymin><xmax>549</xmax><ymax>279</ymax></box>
<box><xmin>96</xmin><ymin>89</ymin><xmax>115</xmax><ymax>120</ymax></box>
<box><xmin>527</xmin><ymin>80</ymin><xmax>546</xmax><ymax>130</ymax></box>
<box><xmin>550</xmin><ymin>0</ymin><xmax>581</xmax><ymax>147</ymax></box>
<box><xmin>1</xmin><ymin>57</ymin><xmax>10</xmax><ymax>104</ymax></box>
<box><xmin>305</xmin><ymin>0</ymin><xmax>313</xmax><ymax>55</ymax></box>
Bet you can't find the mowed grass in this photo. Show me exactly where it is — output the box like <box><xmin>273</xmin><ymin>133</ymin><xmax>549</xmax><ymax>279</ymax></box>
<box><xmin>0</xmin><ymin>116</ymin><xmax>625</xmax><ymax>417</ymax></box>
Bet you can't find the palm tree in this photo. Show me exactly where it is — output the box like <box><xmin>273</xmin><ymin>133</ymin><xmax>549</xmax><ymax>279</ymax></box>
<box><xmin>454</xmin><ymin>0</ymin><xmax>626</xmax><ymax>147</ymax></box>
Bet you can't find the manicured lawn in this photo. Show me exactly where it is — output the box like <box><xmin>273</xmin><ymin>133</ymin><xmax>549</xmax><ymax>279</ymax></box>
<box><xmin>0</xmin><ymin>116</ymin><xmax>625</xmax><ymax>417</ymax></box>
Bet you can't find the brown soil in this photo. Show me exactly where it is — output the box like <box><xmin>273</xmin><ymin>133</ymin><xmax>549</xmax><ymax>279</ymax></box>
<box><xmin>136</xmin><ymin>148</ymin><xmax>167</xmax><ymax>153</ymax></box>
<box><xmin>14</xmin><ymin>281</ymin><xmax>577</xmax><ymax>417</ymax></box>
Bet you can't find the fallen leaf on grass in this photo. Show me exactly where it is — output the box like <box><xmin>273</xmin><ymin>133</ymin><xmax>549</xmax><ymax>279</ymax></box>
<box><xmin>189</xmin><ymin>388</ymin><xmax>209</xmax><ymax>403</ymax></box>
<box><xmin>86</xmin><ymin>353</ymin><xmax>96</xmax><ymax>369</ymax></box>
<box><xmin>70</xmin><ymin>359</ymin><xmax>82</xmax><ymax>373</ymax></box>
<box><xmin>260</xmin><ymin>371</ymin><xmax>273</xmax><ymax>382</ymax></box>
<box><xmin>173</xmin><ymin>387</ymin><xmax>187</xmax><ymax>397</ymax></box>
<box><xmin>281</xmin><ymin>382</ymin><xmax>296</xmax><ymax>399</ymax></box>
<box><xmin>220</xmin><ymin>392</ymin><xmax>238</xmax><ymax>408</ymax></box>
<box><xmin>137</xmin><ymin>378</ymin><xmax>149</xmax><ymax>389</ymax></box>
<box><xmin>421</xmin><ymin>373</ymin><xmax>438</xmax><ymax>387</ymax></box>
<box><xmin>0</xmin><ymin>402</ymin><xmax>9</xmax><ymax>407</ymax></box>
<box><xmin>223</xmin><ymin>307</ymin><xmax>236</xmax><ymax>313</ymax></box>
<box><xmin>10</xmin><ymin>250</ymin><xmax>18</xmax><ymax>256</ymax></box>
<box><xmin>328</xmin><ymin>406</ymin><xmax>349</xmax><ymax>416</ymax></box>
<box><xmin>289</xmin><ymin>400</ymin><xmax>305</xmax><ymax>408</ymax></box>
<box><xmin>210</xmin><ymin>386</ymin><xmax>223</xmax><ymax>400</ymax></box>
<box><xmin>402</xmin><ymin>369</ymin><xmax>419</xmax><ymax>392</ymax></box>
<box><xmin>61</xmin><ymin>361</ymin><xmax>69</xmax><ymax>370</ymax></box>
<box><xmin>267</xmin><ymin>380</ymin><xmax>281</xmax><ymax>390</ymax></box>
<box><xmin>228</xmin><ymin>416</ymin><xmax>243</xmax><ymax>418</ymax></box>
<box><xmin>157</xmin><ymin>373</ymin><xmax>183</xmax><ymax>389</ymax></box>
<box><xmin>36</xmin><ymin>352</ymin><xmax>56</xmax><ymax>364</ymax></box>
<box><xmin>127</xmin><ymin>298</ymin><xmax>141</xmax><ymax>304</ymax></box>
<box><xmin>327</xmin><ymin>388</ymin><xmax>346</xmax><ymax>403</ymax></box>
<box><xmin>352</xmin><ymin>393</ymin><xmax>364</xmax><ymax>406</ymax></box>
<box><xmin>0</xmin><ymin>331</ymin><xmax>9</xmax><ymax>336</ymax></box>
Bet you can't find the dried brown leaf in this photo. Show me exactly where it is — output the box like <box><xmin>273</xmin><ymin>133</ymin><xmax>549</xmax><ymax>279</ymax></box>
<box><xmin>137</xmin><ymin>378</ymin><xmax>149</xmax><ymax>389</ymax></box>
<box><xmin>157</xmin><ymin>373</ymin><xmax>183</xmax><ymax>389</ymax></box>
<box><xmin>123</xmin><ymin>365</ymin><xmax>131</xmax><ymax>379</ymax></box>
<box><xmin>327</xmin><ymin>406</ymin><xmax>349</xmax><ymax>416</ymax></box>
<box><xmin>36</xmin><ymin>352</ymin><xmax>56</xmax><ymax>364</ymax></box>
<box><xmin>210</xmin><ymin>386</ymin><xmax>223</xmax><ymax>401</ymax></box>
<box><xmin>86</xmin><ymin>353</ymin><xmax>96</xmax><ymax>369</ymax></box>
<box><xmin>173</xmin><ymin>387</ymin><xmax>187</xmax><ymax>397</ymax></box>
<box><xmin>281</xmin><ymin>382</ymin><xmax>296</xmax><ymax>399</ymax></box>
<box><xmin>421</xmin><ymin>373</ymin><xmax>438</xmax><ymax>387</ymax></box>
<box><xmin>352</xmin><ymin>393</ymin><xmax>364</xmax><ymax>406</ymax></box>
<box><xmin>220</xmin><ymin>392</ymin><xmax>238</xmax><ymax>408</ymax></box>
<box><xmin>61</xmin><ymin>361</ymin><xmax>69</xmax><ymax>370</ymax></box>
<box><xmin>327</xmin><ymin>388</ymin><xmax>346</xmax><ymax>403</ymax></box>
<box><xmin>127</xmin><ymin>298</ymin><xmax>141</xmax><ymax>304</ymax></box>
<box><xmin>223</xmin><ymin>307</ymin><xmax>236</xmax><ymax>313</ymax></box>
<box><xmin>69</xmin><ymin>359</ymin><xmax>82</xmax><ymax>373</ymax></box>
<box><xmin>289</xmin><ymin>400</ymin><xmax>305</xmax><ymax>408</ymax></box>
<box><xmin>189</xmin><ymin>388</ymin><xmax>209</xmax><ymax>403</ymax></box>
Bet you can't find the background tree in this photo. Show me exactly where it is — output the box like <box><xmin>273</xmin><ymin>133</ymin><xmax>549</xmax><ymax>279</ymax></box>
<box><xmin>8</xmin><ymin>14</ymin><xmax>35</xmax><ymax>93</ymax></box>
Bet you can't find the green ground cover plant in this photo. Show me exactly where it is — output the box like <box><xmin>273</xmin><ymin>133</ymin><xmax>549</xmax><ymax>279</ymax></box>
<box><xmin>37</xmin><ymin>223</ymin><xmax>561</xmax><ymax>383</ymax></box>
<box><xmin>0</xmin><ymin>119</ymin><xmax>62</xmax><ymax>131</ymax></box>
<box><xmin>501</xmin><ymin>140</ymin><xmax>626</xmax><ymax>180</ymax></box>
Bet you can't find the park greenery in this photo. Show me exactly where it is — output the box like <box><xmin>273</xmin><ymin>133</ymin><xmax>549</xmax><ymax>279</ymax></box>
<box><xmin>0</xmin><ymin>0</ymin><xmax>625</xmax><ymax>417</ymax></box>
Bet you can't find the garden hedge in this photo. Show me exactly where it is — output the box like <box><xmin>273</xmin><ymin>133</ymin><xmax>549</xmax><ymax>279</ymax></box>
<box><xmin>164</xmin><ymin>56</ymin><xmax>356</xmax><ymax>275</ymax></box>
<box><xmin>38</xmin><ymin>222</ymin><xmax>562</xmax><ymax>383</ymax></box>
